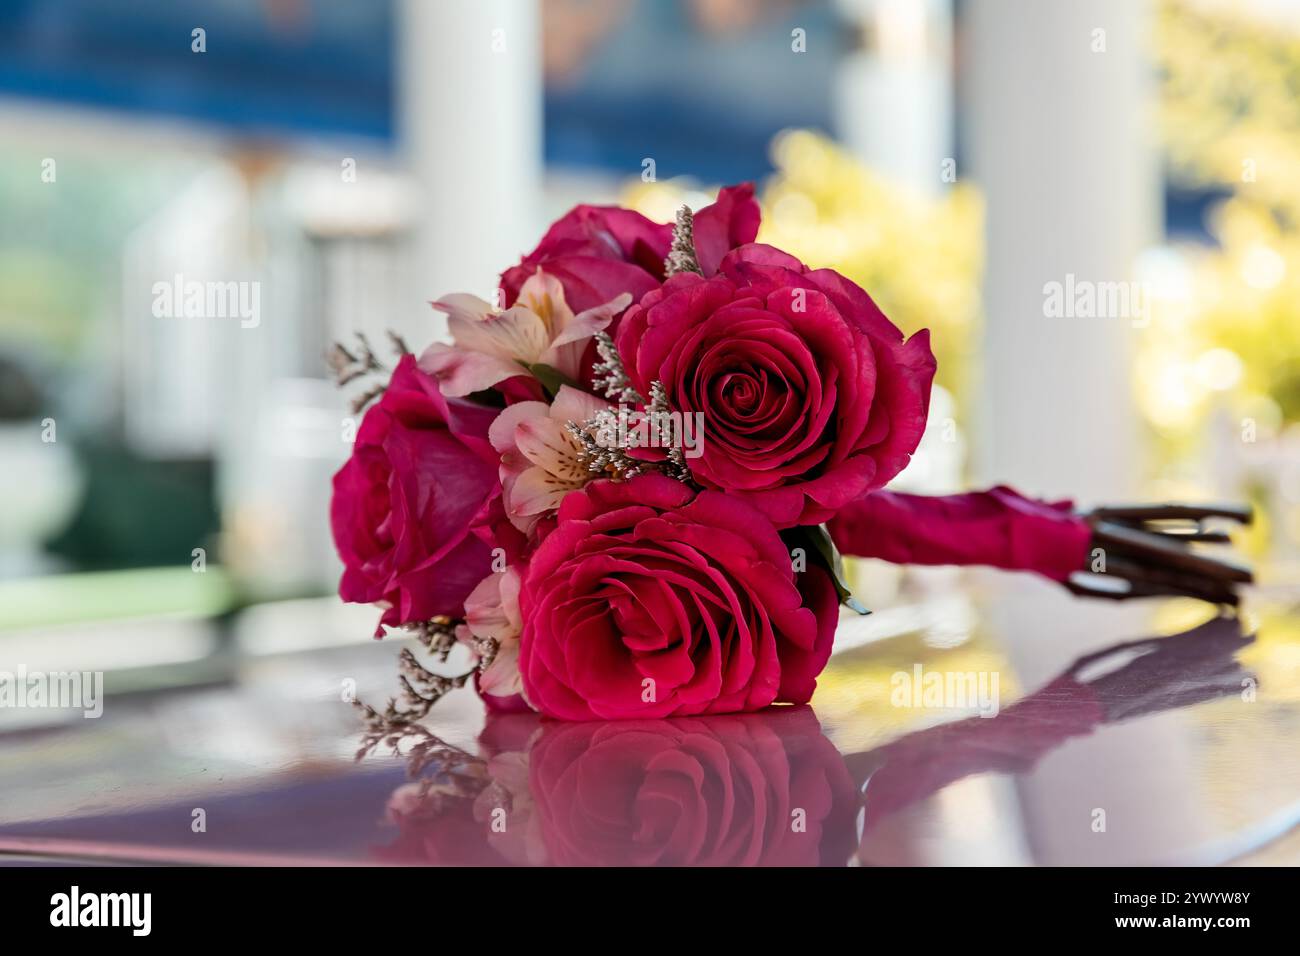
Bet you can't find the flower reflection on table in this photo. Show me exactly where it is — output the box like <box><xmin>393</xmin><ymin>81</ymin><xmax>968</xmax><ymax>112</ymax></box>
<box><xmin>361</xmin><ymin>615</ymin><xmax>1254</xmax><ymax>867</ymax></box>
<box><xmin>368</xmin><ymin>706</ymin><xmax>858</xmax><ymax>867</ymax></box>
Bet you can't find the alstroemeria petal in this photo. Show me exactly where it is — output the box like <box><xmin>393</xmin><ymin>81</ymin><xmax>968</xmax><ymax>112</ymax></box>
<box><xmin>465</xmin><ymin>573</ymin><xmax>513</xmax><ymax>640</ymax></box>
<box><xmin>550</xmin><ymin>384</ymin><xmax>611</xmax><ymax>424</ymax></box>
<box><xmin>420</xmin><ymin>342</ymin><xmax>526</xmax><ymax>397</ymax></box>
<box><xmin>499</xmin><ymin>566</ymin><xmax>523</xmax><ymax>634</ymax></box>
<box><xmin>515</xmin><ymin>269</ymin><xmax>574</xmax><ymax>335</ymax></box>
<box><xmin>432</xmin><ymin>292</ymin><xmax>497</xmax><ymax>324</ymax></box>
<box><xmin>543</xmin><ymin>293</ymin><xmax>632</xmax><ymax>380</ymax></box>
<box><xmin>514</xmin><ymin>416</ymin><xmax>587</xmax><ymax>481</ymax></box>
<box><xmin>488</xmin><ymin>400</ymin><xmax>550</xmax><ymax>454</ymax></box>
<box><xmin>509</xmin><ymin>465</ymin><xmax>580</xmax><ymax>518</ymax></box>
<box><xmin>447</xmin><ymin>308</ymin><xmax>551</xmax><ymax>365</ymax></box>
<box><xmin>479</xmin><ymin>639</ymin><xmax>523</xmax><ymax>697</ymax></box>
<box><xmin>550</xmin><ymin>292</ymin><xmax>631</xmax><ymax>351</ymax></box>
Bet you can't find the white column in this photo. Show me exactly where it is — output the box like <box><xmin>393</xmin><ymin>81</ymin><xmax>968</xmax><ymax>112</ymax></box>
<box><xmin>398</xmin><ymin>0</ymin><xmax>543</xmax><ymax>341</ymax></box>
<box><xmin>834</xmin><ymin>0</ymin><xmax>954</xmax><ymax>197</ymax></box>
<box><xmin>962</xmin><ymin>1</ymin><xmax>1210</xmax><ymax>866</ymax></box>
<box><xmin>962</xmin><ymin>0</ymin><xmax>1156</xmax><ymax>502</ymax></box>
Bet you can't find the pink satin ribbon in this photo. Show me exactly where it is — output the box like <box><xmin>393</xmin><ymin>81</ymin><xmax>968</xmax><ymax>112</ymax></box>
<box><xmin>826</xmin><ymin>485</ymin><xmax>1093</xmax><ymax>582</ymax></box>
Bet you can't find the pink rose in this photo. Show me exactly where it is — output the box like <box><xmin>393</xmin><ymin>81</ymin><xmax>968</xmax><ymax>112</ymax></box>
<box><xmin>499</xmin><ymin>184</ymin><xmax>761</xmax><ymax>313</ymax></box>
<box><xmin>615</xmin><ymin>245</ymin><xmax>937</xmax><ymax>526</ymax></box>
<box><xmin>528</xmin><ymin>708</ymin><xmax>858</xmax><ymax>866</ymax></box>
<box><xmin>517</xmin><ymin>475</ymin><xmax>840</xmax><ymax>720</ymax></box>
<box><xmin>330</xmin><ymin>355</ymin><xmax>501</xmax><ymax>633</ymax></box>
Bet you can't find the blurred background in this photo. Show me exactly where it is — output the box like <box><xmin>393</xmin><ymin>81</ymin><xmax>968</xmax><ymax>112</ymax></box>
<box><xmin>1</xmin><ymin>0</ymin><xmax>1298</xmax><ymax>696</ymax></box>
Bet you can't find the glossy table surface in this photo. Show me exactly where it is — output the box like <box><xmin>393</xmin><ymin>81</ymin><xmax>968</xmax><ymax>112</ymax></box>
<box><xmin>2</xmin><ymin>569</ymin><xmax>1298</xmax><ymax>866</ymax></box>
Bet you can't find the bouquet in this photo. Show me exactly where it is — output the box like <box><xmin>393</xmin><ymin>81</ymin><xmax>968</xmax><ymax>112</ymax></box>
<box><xmin>329</xmin><ymin>184</ymin><xmax>1253</xmax><ymax>724</ymax></box>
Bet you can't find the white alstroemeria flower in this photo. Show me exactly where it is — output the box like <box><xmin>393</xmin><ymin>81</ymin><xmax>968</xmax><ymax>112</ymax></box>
<box><xmin>420</xmin><ymin>269</ymin><xmax>630</xmax><ymax>397</ymax></box>
<box><xmin>457</xmin><ymin>567</ymin><xmax>524</xmax><ymax>700</ymax></box>
<box><xmin>488</xmin><ymin>385</ymin><xmax>611</xmax><ymax>533</ymax></box>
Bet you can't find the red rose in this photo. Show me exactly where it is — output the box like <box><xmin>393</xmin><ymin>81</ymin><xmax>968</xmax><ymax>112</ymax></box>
<box><xmin>517</xmin><ymin>475</ymin><xmax>839</xmax><ymax>719</ymax></box>
<box><xmin>528</xmin><ymin>708</ymin><xmax>858</xmax><ymax>866</ymax></box>
<box><xmin>616</xmin><ymin>244</ymin><xmax>936</xmax><ymax>527</ymax></box>
<box><xmin>499</xmin><ymin>184</ymin><xmax>761</xmax><ymax>313</ymax></box>
<box><xmin>330</xmin><ymin>355</ymin><xmax>501</xmax><ymax>633</ymax></box>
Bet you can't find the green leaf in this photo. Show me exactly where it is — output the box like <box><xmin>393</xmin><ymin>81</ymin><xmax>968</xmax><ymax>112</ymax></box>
<box><xmin>525</xmin><ymin>363</ymin><xmax>580</xmax><ymax>399</ymax></box>
<box><xmin>781</xmin><ymin>524</ymin><xmax>870</xmax><ymax>615</ymax></box>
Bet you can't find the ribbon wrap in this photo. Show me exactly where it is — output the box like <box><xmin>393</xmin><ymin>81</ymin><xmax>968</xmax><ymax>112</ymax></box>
<box><xmin>826</xmin><ymin>485</ymin><xmax>1093</xmax><ymax>583</ymax></box>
